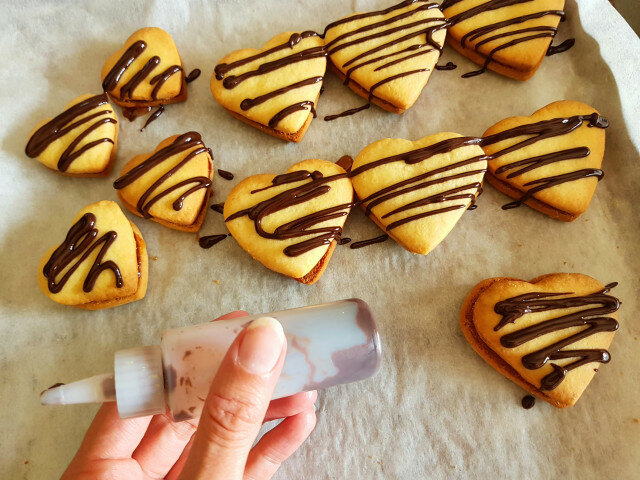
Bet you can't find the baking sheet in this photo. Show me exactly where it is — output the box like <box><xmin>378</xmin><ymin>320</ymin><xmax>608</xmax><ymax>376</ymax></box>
<box><xmin>1</xmin><ymin>0</ymin><xmax>639</xmax><ymax>478</ymax></box>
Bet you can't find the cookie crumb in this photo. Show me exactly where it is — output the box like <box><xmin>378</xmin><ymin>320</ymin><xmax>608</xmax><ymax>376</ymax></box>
<box><xmin>152</xmin><ymin>256</ymin><xmax>158</xmax><ymax>261</ymax></box>
<box><xmin>518</xmin><ymin>243</ymin><xmax>523</xmax><ymax>247</ymax></box>
<box><xmin>215</xmin><ymin>280</ymin><xmax>220</xmax><ymax>284</ymax></box>
<box><xmin>633</xmin><ymin>418</ymin><xmax>639</xmax><ymax>423</ymax></box>
<box><xmin>563</xmin><ymin>261</ymin><xmax>567</xmax><ymax>265</ymax></box>
<box><xmin>24</xmin><ymin>460</ymin><xmax>29</xmax><ymax>465</ymax></box>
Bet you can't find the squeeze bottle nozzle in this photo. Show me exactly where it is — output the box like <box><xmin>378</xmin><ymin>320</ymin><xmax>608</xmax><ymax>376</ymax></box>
<box><xmin>40</xmin><ymin>299</ymin><xmax>381</xmax><ymax>421</ymax></box>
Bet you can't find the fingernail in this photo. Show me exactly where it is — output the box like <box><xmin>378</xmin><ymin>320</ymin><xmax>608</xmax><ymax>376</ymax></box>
<box><xmin>237</xmin><ymin>317</ymin><xmax>285</xmax><ymax>375</ymax></box>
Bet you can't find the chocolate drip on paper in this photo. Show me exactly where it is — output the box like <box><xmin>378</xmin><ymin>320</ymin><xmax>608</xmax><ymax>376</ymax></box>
<box><xmin>435</xmin><ymin>61</ymin><xmax>457</xmax><ymax>70</ymax></box>
<box><xmin>324</xmin><ymin>104</ymin><xmax>370</xmax><ymax>122</ymax></box>
<box><xmin>43</xmin><ymin>213</ymin><xmax>123</xmax><ymax>293</ymax></box>
<box><xmin>218</xmin><ymin>169</ymin><xmax>234</xmax><ymax>180</ymax></box>
<box><xmin>113</xmin><ymin>132</ymin><xmax>212</xmax><ymax>218</ymax></box>
<box><xmin>102</xmin><ymin>40</ymin><xmax>182</xmax><ymax>100</ymax></box>
<box><xmin>493</xmin><ymin>282</ymin><xmax>620</xmax><ymax>390</ymax></box>
<box><xmin>323</xmin><ymin>1</ymin><xmax>446</xmax><ymax>104</ymax></box>
<box><xmin>198</xmin><ymin>234</ymin><xmax>229</xmax><ymax>249</ymax></box>
<box><xmin>350</xmin><ymin>234</ymin><xmax>390</xmax><ymax>249</ymax></box>
<box><xmin>214</xmin><ymin>32</ymin><xmax>325</xmax><ymax>129</ymax></box>
<box><xmin>546</xmin><ymin>38</ymin><xmax>575</xmax><ymax>56</ymax></box>
<box><xmin>139</xmin><ymin>106</ymin><xmax>164</xmax><ymax>131</ymax></box>
<box><xmin>122</xmin><ymin>106</ymin><xmax>152</xmax><ymax>121</ymax></box>
<box><xmin>225</xmin><ymin>170</ymin><xmax>352</xmax><ymax>257</ymax></box>
<box><xmin>210</xmin><ymin>203</ymin><xmax>225</xmax><ymax>214</ymax></box>
<box><xmin>440</xmin><ymin>0</ymin><xmax>566</xmax><ymax>78</ymax></box>
<box><xmin>185</xmin><ymin>68</ymin><xmax>202</xmax><ymax>83</ymax></box>
<box><xmin>25</xmin><ymin>93</ymin><xmax>117</xmax><ymax>172</ymax></box>
<box><xmin>521</xmin><ymin>395</ymin><xmax>535</xmax><ymax>409</ymax></box>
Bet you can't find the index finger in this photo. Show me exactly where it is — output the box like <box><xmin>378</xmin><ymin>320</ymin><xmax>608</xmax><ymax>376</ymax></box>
<box><xmin>71</xmin><ymin>402</ymin><xmax>152</xmax><ymax>460</ymax></box>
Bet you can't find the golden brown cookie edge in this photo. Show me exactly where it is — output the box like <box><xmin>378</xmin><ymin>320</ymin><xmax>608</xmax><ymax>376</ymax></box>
<box><xmin>459</xmin><ymin>276</ymin><xmax>571</xmax><ymax>408</ymax></box>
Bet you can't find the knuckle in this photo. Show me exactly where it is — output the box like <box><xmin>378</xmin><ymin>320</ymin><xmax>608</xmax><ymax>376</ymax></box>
<box><xmin>261</xmin><ymin>446</ymin><xmax>287</xmax><ymax>468</ymax></box>
<box><xmin>204</xmin><ymin>393</ymin><xmax>262</xmax><ymax>447</ymax></box>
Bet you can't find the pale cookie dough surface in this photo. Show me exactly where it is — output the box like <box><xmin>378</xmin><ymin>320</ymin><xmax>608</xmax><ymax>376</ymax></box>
<box><xmin>37</xmin><ymin>200</ymin><xmax>145</xmax><ymax>308</ymax></box>
<box><xmin>117</xmin><ymin>135</ymin><xmax>213</xmax><ymax>229</ymax></box>
<box><xmin>27</xmin><ymin>93</ymin><xmax>118</xmax><ymax>175</ymax></box>
<box><xmin>224</xmin><ymin>159</ymin><xmax>352</xmax><ymax>280</ymax></box>
<box><xmin>471</xmin><ymin>273</ymin><xmax>617</xmax><ymax>407</ymax></box>
<box><xmin>211</xmin><ymin>32</ymin><xmax>326</xmax><ymax>134</ymax></box>
<box><xmin>101</xmin><ymin>27</ymin><xmax>184</xmax><ymax>103</ymax></box>
<box><xmin>443</xmin><ymin>0</ymin><xmax>565</xmax><ymax>79</ymax></box>
<box><xmin>325</xmin><ymin>1</ymin><xmax>446</xmax><ymax>111</ymax></box>
<box><xmin>482</xmin><ymin>100</ymin><xmax>605</xmax><ymax>217</ymax></box>
<box><xmin>351</xmin><ymin>133</ymin><xmax>486</xmax><ymax>254</ymax></box>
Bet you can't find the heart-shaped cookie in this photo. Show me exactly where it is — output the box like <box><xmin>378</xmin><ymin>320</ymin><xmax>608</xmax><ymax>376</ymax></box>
<box><xmin>323</xmin><ymin>0</ymin><xmax>447</xmax><ymax>113</ymax></box>
<box><xmin>101</xmin><ymin>27</ymin><xmax>186</xmax><ymax>107</ymax></box>
<box><xmin>482</xmin><ymin>100</ymin><xmax>607</xmax><ymax>221</ymax></box>
<box><xmin>350</xmin><ymin>133</ymin><xmax>486</xmax><ymax>254</ymax></box>
<box><xmin>224</xmin><ymin>159</ymin><xmax>353</xmax><ymax>284</ymax></box>
<box><xmin>25</xmin><ymin>93</ymin><xmax>118</xmax><ymax>176</ymax></box>
<box><xmin>460</xmin><ymin>274</ymin><xmax>620</xmax><ymax>407</ymax></box>
<box><xmin>441</xmin><ymin>0</ymin><xmax>565</xmax><ymax>80</ymax></box>
<box><xmin>38</xmin><ymin>200</ymin><xmax>148</xmax><ymax>310</ymax></box>
<box><xmin>114</xmin><ymin>132</ymin><xmax>213</xmax><ymax>232</ymax></box>
<box><xmin>211</xmin><ymin>31</ymin><xmax>326</xmax><ymax>142</ymax></box>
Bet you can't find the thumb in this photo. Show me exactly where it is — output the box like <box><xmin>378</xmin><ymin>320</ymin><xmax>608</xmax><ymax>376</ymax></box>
<box><xmin>179</xmin><ymin>317</ymin><xmax>286</xmax><ymax>480</ymax></box>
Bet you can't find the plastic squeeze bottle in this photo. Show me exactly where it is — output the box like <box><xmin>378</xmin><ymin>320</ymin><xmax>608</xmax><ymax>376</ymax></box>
<box><xmin>40</xmin><ymin>299</ymin><xmax>381</xmax><ymax>421</ymax></box>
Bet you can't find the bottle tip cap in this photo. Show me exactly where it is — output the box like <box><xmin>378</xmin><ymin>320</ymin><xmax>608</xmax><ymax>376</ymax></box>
<box><xmin>40</xmin><ymin>384</ymin><xmax>65</xmax><ymax>405</ymax></box>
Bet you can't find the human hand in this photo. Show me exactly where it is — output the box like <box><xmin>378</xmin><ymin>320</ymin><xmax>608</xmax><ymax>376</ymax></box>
<box><xmin>61</xmin><ymin>311</ymin><xmax>317</xmax><ymax>480</ymax></box>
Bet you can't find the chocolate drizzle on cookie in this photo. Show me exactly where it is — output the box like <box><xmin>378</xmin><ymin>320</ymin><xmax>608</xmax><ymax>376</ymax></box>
<box><xmin>25</xmin><ymin>93</ymin><xmax>117</xmax><ymax>172</ymax></box>
<box><xmin>225</xmin><ymin>170</ymin><xmax>352</xmax><ymax>257</ymax></box>
<box><xmin>43</xmin><ymin>213</ymin><xmax>123</xmax><ymax>293</ymax></box>
<box><xmin>481</xmin><ymin>113</ymin><xmax>608</xmax><ymax>210</ymax></box>
<box><xmin>493</xmin><ymin>282</ymin><xmax>620</xmax><ymax>390</ymax></box>
<box><xmin>349</xmin><ymin>136</ymin><xmax>486</xmax><ymax>230</ymax></box>
<box><xmin>348</xmin><ymin>111</ymin><xmax>608</xmax><ymax>228</ymax></box>
<box><xmin>440</xmin><ymin>0</ymin><xmax>566</xmax><ymax>78</ymax></box>
<box><xmin>323</xmin><ymin>0</ymin><xmax>446</xmax><ymax>106</ymax></box>
<box><xmin>102</xmin><ymin>40</ymin><xmax>183</xmax><ymax>100</ymax></box>
<box><xmin>113</xmin><ymin>132</ymin><xmax>212</xmax><ymax>218</ymax></box>
<box><xmin>214</xmin><ymin>32</ymin><xmax>326</xmax><ymax>129</ymax></box>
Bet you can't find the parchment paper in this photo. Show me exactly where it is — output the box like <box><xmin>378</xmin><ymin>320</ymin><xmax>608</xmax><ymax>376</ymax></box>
<box><xmin>1</xmin><ymin>1</ymin><xmax>639</xmax><ymax>478</ymax></box>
